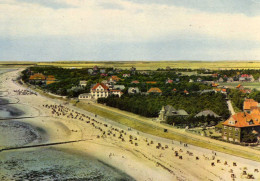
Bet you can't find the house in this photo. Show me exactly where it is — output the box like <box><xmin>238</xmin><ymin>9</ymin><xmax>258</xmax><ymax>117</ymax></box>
<box><xmin>222</xmin><ymin>112</ymin><xmax>260</xmax><ymax>142</ymax></box>
<box><xmin>122</xmin><ymin>74</ymin><xmax>130</xmax><ymax>78</ymax></box>
<box><xmin>175</xmin><ymin>78</ymin><xmax>180</xmax><ymax>82</ymax></box>
<box><xmin>108</xmin><ymin>76</ymin><xmax>120</xmax><ymax>83</ymax></box>
<box><xmin>147</xmin><ymin>87</ymin><xmax>162</xmax><ymax>94</ymax></box>
<box><xmin>128</xmin><ymin>87</ymin><xmax>140</xmax><ymax>94</ymax></box>
<box><xmin>146</xmin><ymin>81</ymin><xmax>157</xmax><ymax>84</ymax></box>
<box><xmin>197</xmin><ymin>78</ymin><xmax>202</xmax><ymax>82</ymax></box>
<box><xmin>100</xmin><ymin>69</ymin><xmax>106</xmax><ymax>74</ymax></box>
<box><xmin>29</xmin><ymin>73</ymin><xmax>46</xmax><ymax>81</ymax></box>
<box><xmin>166</xmin><ymin>79</ymin><xmax>173</xmax><ymax>84</ymax></box>
<box><xmin>212</xmin><ymin>83</ymin><xmax>219</xmax><ymax>87</ymax></box>
<box><xmin>166</xmin><ymin>66</ymin><xmax>171</xmax><ymax>71</ymax></box>
<box><xmin>46</xmin><ymin>75</ymin><xmax>56</xmax><ymax>85</ymax></box>
<box><xmin>113</xmin><ymin>85</ymin><xmax>125</xmax><ymax>90</ymax></box>
<box><xmin>195</xmin><ymin>110</ymin><xmax>220</xmax><ymax>118</ymax></box>
<box><xmin>110</xmin><ymin>90</ymin><xmax>123</xmax><ymax>97</ymax></box>
<box><xmin>131</xmin><ymin>80</ymin><xmax>140</xmax><ymax>84</ymax></box>
<box><xmin>93</xmin><ymin>66</ymin><xmax>99</xmax><ymax>71</ymax></box>
<box><xmin>239</xmin><ymin>74</ymin><xmax>254</xmax><ymax>82</ymax></box>
<box><xmin>130</xmin><ymin>67</ymin><xmax>136</xmax><ymax>72</ymax></box>
<box><xmin>78</xmin><ymin>93</ymin><xmax>94</xmax><ymax>100</ymax></box>
<box><xmin>158</xmin><ymin>105</ymin><xmax>188</xmax><ymax>122</ymax></box>
<box><xmin>212</xmin><ymin>73</ymin><xmax>218</xmax><ymax>78</ymax></box>
<box><xmin>88</xmin><ymin>69</ymin><xmax>93</xmax><ymax>75</ymax></box>
<box><xmin>183</xmin><ymin>90</ymin><xmax>189</xmax><ymax>94</ymax></box>
<box><xmin>79</xmin><ymin>80</ymin><xmax>87</xmax><ymax>87</ymax></box>
<box><xmin>236</xmin><ymin>84</ymin><xmax>244</xmax><ymax>90</ymax></box>
<box><xmin>227</xmin><ymin>77</ymin><xmax>234</xmax><ymax>83</ymax></box>
<box><xmin>172</xmin><ymin>88</ymin><xmax>177</xmax><ymax>92</ymax></box>
<box><xmin>91</xmin><ymin>83</ymin><xmax>110</xmax><ymax>99</ymax></box>
<box><xmin>240</xmin><ymin>89</ymin><xmax>252</xmax><ymax>94</ymax></box>
<box><xmin>218</xmin><ymin>77</ymin><xmax>224</xmax><ymax>83</ymax></box>
<box><xmin>243</xmin><ymin>99</ymin><xmax>259</xmax><ymax>113</ymax></box>
<box><xmin>101</xmin><ymin>73</ymin><xmax>108</xmax><ymax>77</ymax></box>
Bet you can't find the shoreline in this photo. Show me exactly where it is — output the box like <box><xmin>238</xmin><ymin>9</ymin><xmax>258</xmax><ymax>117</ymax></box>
<box><xmin>1</xmin><ymin>69</ymin><xmax>260</xmax><ymax>180</ymax></box>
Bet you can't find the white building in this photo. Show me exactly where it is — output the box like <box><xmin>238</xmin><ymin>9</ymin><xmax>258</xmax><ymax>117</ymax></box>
<box><xmin>78</xmin><ymin>93</ymin><xmax>93</xmax><ymax>100</ymax></box>
<box><xmin>79</xmin><ymin>80</ymin><xmax>87</xmax><ymax>87</ymax></box>
<box><xmin>110</xmin><ymin>90</ymin><xmax>123</xmax><ymax>97</ymax></box>
<box><xmin>91</xmin><ymin>83</ymin><xmax>110</xmax><ymax>99</ymax></box>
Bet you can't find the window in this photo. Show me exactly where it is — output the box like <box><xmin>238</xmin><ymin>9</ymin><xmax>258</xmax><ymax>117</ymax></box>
<box><xmin>229</xmin><ymin>127</ymin><xmax>232</xmax><ymax>130</ymax></box>
<box><xmin>235</xmin><ymin>128</ymin><xmax>239</xmax><ymax>132</ymax></box>
<box><xmin>224</xmin><ymin>126</ymin><xmax>227</xmax><ymax>129</ymax></box>
<box><xmin>224</xmin><ymin>132</ymin><xmax>227</xmax><ymax>135</ymax></box>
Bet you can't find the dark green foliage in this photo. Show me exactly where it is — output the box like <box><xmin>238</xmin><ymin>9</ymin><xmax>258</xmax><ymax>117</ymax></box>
<box><xmin>98</xmin><ymin>92</ymin><xmax>230</xmax><ymax>120</ymax></box>
<box><xmin>241</xmin><ymin>129</ymin><xmax>257</xmax><ymax>143</ymax></box>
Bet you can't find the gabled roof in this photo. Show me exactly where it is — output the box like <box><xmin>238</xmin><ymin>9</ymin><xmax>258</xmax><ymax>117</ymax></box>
<box><xmin>29</xmin><ymin>73</ymin><xmax>46</xmax><ymax>80</ymax></box>
<box><xmin>131</xmin><ymin>80</ymin><xmax>140</xmax><ymax>84</ymax></box>
<box><xmin>92</xmin><ymin>83</ymin><xmax>109</xmax><ymax>90</ymax></box>
<box><xmin>195</xmin><ymin>110</ymin><xmax>220</xmax><ymax>118</ymax></box>
<box><xmin>222</xmin><ymin>112</ymin><xmax>260</xmax><ymax>127</ymax></box>
<box><xmin>243</xmin><ymin>99</ymin><xmax>258</xmax><ymax>110</ymax></box>
<box><xmin>146</xmin><ymin>81</ymin><xmax>157</xmax><ymax>84</ymax></box>
<box><xmin>147</xmin><ymin>87</ymin><xmax>162</xmax><ymax>93</ymax></box>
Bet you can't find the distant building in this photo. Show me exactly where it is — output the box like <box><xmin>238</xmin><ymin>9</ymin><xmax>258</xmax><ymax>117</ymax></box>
<box><xmin>29</xmin><ymin>73</ymin><xmax>46</xmax><ymax>81</ymax></box>
<box><xmin>218</xmin><ymin>77</ymin><xmax>224</xmax><ymax>83</ymax></box>
<box><xmin>78</xmin><ymin>93</ymin><xmax>94</xmax><ymax>100</ymax></box>
<box><xmin>100</xmin><ymin>69</ymin><xmax>106</xmax><ymax>74</ymax></box>
<box><xmin>131</xmin><ymin>80</ymin><xmax>140</xmax><ymax>84</ymax></box>
<box><xmin>128</xmin><ymin>87</ymin><xmax>140</xmax><ymax>94</ymax></box>
<box><xmin>146</xmin><ymin>81</ymin><xmax>157</xmax><ymax>84</ymax></box>
<box><xmin>110</xmin><ymin>90</ymin><xmax>123</xmax><ymax>97</ymax></box>
<box><xmin>93</xmin><ymin>66</ymin><xmax>99</xmax><ymax>71</ymax></box>
<box><xmin>122</xmin><ymin>74</ymin><xmax>130</xmax><ymax>78</ymax></box>
<box><xmin>166</xmin><ymin>66</ymin><xmax>171</xmax><ymax>71</ymax></box>
<box><xmin>158</xmin><ymin>105</ymin><xmax>188</xmax><ymax>122</ymax></box>
<box><xmin>227</xmin><ymin>77</ymin><xmax>234</xmax><ymax>83</ymax></box>
<box><xmin>108</xmin><ymin>76</ymin><xmax>120</xmax><ymax>83</ymax></box>
<box><xmin>88</xmin><ymin>69</ymin><xmax>93</xmax><ymax>75</ymax></box>
<box><xmin>113</xmin><ymin>85</ymin><xmax>125</xmax><ymax>90</ymax></box>
<box><xmin>46</xmin><ymin>75</ymin><xmax>56</xmax><ymax>85</ymax></box>
<box><xmin>147</xmin><ymin>87</ymin><xmax>162</xmax><ymax>94</ymax></box>
<box><xmin>166</xmin><ymin>79</ymin><xmax>173</xmax><ymax>84</ymax></box>
<box><xmin>79</xmin><ymin>80</ymin><xmax>87</xmax><ymax>87</ymax></box>
<box><xmin>195</xmin><ymin>110</ymin><xmax>220</xmax><ymax>118</ymax></box>
<box><xmin>243</xmin><ymin>99</ymin><xmax>259</xmax><ymax>113</ymax></box>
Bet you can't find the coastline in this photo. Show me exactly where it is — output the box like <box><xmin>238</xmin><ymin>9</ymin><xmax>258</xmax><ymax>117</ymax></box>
<box><xmin>0</xmin><ymin>69</ymin><xmax>260</xmax><ymax>180</ymax></box>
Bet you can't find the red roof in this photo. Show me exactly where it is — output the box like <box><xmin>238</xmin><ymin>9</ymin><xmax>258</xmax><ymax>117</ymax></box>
<box><xmin>184</xmin><ymin>90</ymin><xmax>189</xmax><ymax>94</ymax></box>
<box><xmin>131</xmin><ymin>80</ymin><xmax>140</xmax><ymax>84</ymax></box>
<box><xmin>92</xmin><ymin>83</ymin><xmax>109</xmax><ymax>90</ymax></box>
<box><xmin>146</xmin><ymin>81</ymin><xmax>157</xmax><ymax>84</ymax></box>
<box><xmin>223</xmin><ymin>112</ymin><xmax>260</xmax><ymax>128</ymax></box>
<box><xmin>241</xmin><ymin>74</ymin><xmax>250</xmax><ymax>78</ymax></box>
<box><xmin>29</xmin><ymin>73</ymin><xmax>46</xmax><ymax>80</ymax></box>
<box><xmin>243</xmin><ymin>99</ymin><xmax>258</xmax><ymax>110</ymax></box>
<box><xmin>147</xmin><ymin>87</ymin><xmax>162</xmax><ymax>93</ymax></box>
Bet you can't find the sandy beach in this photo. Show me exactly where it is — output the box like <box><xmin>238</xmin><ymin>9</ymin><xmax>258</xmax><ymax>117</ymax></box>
<box><xmin>1</xmin><ymin>69</ymin><xmax>260</xmax><ymax>181</ymax></box>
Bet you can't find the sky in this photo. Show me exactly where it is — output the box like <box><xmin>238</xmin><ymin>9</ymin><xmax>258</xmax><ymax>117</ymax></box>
<box><xmin>0</xmin><ymin>0</ymin><xmax>260</xmax><ymax>61</ymax></box>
